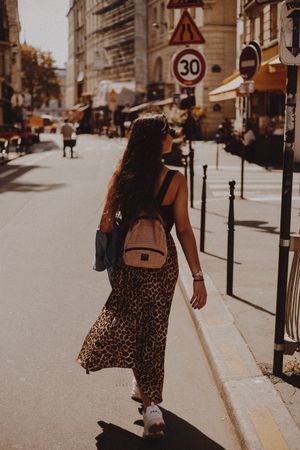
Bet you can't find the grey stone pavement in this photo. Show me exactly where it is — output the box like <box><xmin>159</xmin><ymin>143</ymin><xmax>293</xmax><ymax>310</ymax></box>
<box><xmin>1</xmin><ymin>134</ymin><xmax>300</xmax><ymax>449</ymax></box>
<box><xmin>183</xmin><ymin>140</ymin><xmax>300</xmax><ymax>429</ymax></box>
<box><xmin>0</xmin><ymin>134</ymin><xmax>241</xmax><ymax>450</ymax></box>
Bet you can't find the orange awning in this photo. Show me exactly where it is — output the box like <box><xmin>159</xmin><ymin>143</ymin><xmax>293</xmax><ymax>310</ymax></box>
<box><xmin>209</xmin><ymin>55</ymin><xmax>287</xmax><ymax>102</ymax></box>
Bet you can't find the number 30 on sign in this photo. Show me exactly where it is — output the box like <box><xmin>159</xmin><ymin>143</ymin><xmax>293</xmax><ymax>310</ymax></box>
<box><xmin>172</xmin><ymin>48</ymin><xmax>206</xmax><ymax>87</ymax></box>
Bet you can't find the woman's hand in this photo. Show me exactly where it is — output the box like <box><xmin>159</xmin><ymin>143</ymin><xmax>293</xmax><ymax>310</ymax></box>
<box><xmin>190</xmin><ymin>280</ymin><xmax>207</xmax><ymax>310</ymax></box>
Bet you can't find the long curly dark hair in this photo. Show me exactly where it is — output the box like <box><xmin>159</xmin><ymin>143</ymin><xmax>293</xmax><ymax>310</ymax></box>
<box><xmin>103</xmin><ymin>113</ymin><xmax>170</xmax><ymax>228</ymax></box>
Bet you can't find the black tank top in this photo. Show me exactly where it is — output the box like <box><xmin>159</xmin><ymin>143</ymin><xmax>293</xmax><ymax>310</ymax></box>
<box><xmin>156</xmin><ymin>170</ymin><xmax>178</xmax><ymax>234</ymax></box>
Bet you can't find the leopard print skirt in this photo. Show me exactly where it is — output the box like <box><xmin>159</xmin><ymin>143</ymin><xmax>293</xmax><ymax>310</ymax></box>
<box><xmin>77</xmin><ymin>234</ymin><xmax>178</xmax><ymax>404</ymax></box>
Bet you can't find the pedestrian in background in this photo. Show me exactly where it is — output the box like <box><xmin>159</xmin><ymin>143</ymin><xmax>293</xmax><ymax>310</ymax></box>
<box><xmin>61</xmin><ymin>118</ymin><xmax>76</xmax><ymax>158</ymax></box>
<box><xmin>77</xmin><ymin>114</ymin><xmax>207</xmax><ymax>439</ymax></box>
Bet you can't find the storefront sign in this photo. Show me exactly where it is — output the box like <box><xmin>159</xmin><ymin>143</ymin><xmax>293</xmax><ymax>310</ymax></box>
<box><xmin>239</xmin><ymin>44</ymin><xmax>260</xmax><ymax>80</ymax></box>
<box><xmin>169</xmin><ymin>10</ymin><xmax>205</xmax><ymax>45</ymax></box>
<box><xmin>279</xmin><ymin>1</ymin><xmax>300</xmax><ymax>65</ymax></box>
<box><xmin>172</xmin><ymin>48</ymin><xmax>206</xmax><ymax>87</ymax></box>
<box><xmin>167</xmin><ymin>0</ymin><xmax>203</xmax><ymax>8</ymax></box>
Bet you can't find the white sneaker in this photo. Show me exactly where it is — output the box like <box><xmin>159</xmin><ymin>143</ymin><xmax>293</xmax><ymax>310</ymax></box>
<box><xmin>143</xmin><ymin>402</ymin><xmax>165</xmax><ymax>439</ymax></box>
<box><xmin>130</xmin><ymin>378</ymin><xmax>142</xmax><ymax>403</ymax></box>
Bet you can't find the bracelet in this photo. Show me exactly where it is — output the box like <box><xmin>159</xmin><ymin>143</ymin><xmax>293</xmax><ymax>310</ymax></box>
<box><xmin>192</xmin><ymin>270</ymin><xmax>203</xmax><ymax>279</ymax></box>
<box><xmin>193</xmin><ymin>278</ymin><xmax>204</xmax><ymax>282</ymax></box>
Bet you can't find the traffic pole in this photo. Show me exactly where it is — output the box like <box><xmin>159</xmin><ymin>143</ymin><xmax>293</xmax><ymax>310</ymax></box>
<box><xmin>216</xmin><ymin>142</ymin><xmax>220</xmax><ymax>170</ymax></box>
<box><xmin>227</xmin><ymin>180</ymin><xmax>236</xmax><ymax>296</ymax></box>
<box><xmin>273</xmin><ymin>65</ymin><xmax>298</xmax><ymax>377</ymax></box>
<box><xmin>241</xmin><ymin>95</ymin><xmax>248</xmax><ymax>199</ymax></box>
<box><xmin>189</xmin><ymin>138</ymin><xmax>194</xmax><ymax>208</ymax></box>
<box><xmin>200</xmin><ymin>164</ymin><xmax>207</xmax><ymax>252</ymax></box>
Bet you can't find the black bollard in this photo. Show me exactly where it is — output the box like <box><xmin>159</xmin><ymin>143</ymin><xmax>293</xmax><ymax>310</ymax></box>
<box><xmin>227</xmin><ymin>180</ymin><xmax>236</xmax><ymax>296</ymax></box>
<box><xmin>216</xmin><ymin>143</ymin><xmax>220</xmax><ymax>170</ymax></box>
<box><xmin>189</xmin><ymin>141</ymin><xmax>194</xmax><ymax>208</ymax></box>
<box><xmin>200</xmin><ymin>164</ymin><xmax>208</xmax><ymax>252</ymax></box>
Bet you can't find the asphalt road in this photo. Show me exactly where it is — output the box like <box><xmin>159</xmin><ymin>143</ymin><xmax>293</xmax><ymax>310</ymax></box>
<box><xmin>0</xmin><ymin>135</ymin><xmax>241</xmax><ymax>450</ymax></box>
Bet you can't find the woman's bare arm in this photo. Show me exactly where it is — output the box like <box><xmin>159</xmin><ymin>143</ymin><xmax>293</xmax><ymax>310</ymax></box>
<box><xmin>173</xmin><ymin>172</ymin><xmax>207</xmax><ymax>309</ymax></box>
<box><xmin>173</xmin><ymin>172</ymin><xmax>201</xmax><ymax>275</ymax></box>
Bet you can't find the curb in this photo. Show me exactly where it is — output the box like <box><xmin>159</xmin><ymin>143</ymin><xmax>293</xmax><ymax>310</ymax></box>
<box><xmin>176</xmin><ymin>238</ymin><xmax>300</xmax><ymax>450</ymax></box>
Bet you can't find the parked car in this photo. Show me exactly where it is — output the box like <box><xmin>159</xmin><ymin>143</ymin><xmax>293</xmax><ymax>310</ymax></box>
<box><xmin>0</xmin><ymin>126</ymin><xmax>39</xmax><ymax>153</ymax></box>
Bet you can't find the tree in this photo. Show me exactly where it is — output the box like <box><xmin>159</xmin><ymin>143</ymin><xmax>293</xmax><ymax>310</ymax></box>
<box><xmin>21</xmin><ymin>44</ymin><xmax>61</xmax><ymax>109</ymax></box>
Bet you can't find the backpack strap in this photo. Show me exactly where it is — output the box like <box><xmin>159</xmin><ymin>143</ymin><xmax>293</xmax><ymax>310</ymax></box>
<box><xmin>156</xmin><ymin>170</ymin><xmax>178</xmax><ymax>205</ymax></box>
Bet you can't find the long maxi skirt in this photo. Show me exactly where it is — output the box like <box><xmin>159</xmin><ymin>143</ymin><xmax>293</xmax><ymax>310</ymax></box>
<box><xmin>77</xmin><ymin>234</ymin><xmax>179</xmax><ymax>404</ymax></box>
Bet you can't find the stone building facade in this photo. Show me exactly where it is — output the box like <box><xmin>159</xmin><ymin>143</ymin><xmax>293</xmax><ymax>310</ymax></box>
<box><xmin>210</xmin><ymin>0</ymin><xmax>285</xmax><ymax>131</ymax></box>
<box><xmin>66</xmin><ymin>0</ymin><xmax>236</xmax><ymax>137</ymax></box>
<box><xmin>0</xmin><ymin>0</ymin><xmax>21</xmax><ymax>126</ymax></box>
<box><xmin>66</xmin><ymin>0</ymin><xmax>147</xmax><ymax>109</ymax></box>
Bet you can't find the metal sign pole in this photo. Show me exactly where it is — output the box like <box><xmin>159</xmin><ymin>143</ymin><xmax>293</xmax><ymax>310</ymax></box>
<box><xmin>273</xmin><ymin>65</ymin><xmax>298</xmax><ymax>376</ymax></box>
<box><xmin>241</xmin><ymin>95</ymin><xmax>248</xmax><ymax>199</ymax></box>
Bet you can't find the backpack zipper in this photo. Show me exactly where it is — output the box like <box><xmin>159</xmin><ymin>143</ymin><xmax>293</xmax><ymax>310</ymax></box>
<box><xmin>124</xmin><ymin>247</ymin><xmax>165</xmax><ymax>256</ymax></box>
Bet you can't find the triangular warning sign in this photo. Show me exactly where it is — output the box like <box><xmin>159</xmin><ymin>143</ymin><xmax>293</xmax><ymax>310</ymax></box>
<box><xmin>167</xmin><ymin>0</ymin><xmax>203</xmax><ymax>8</ymax></box>
<box><xmin>169</xmin><ymin>10</ymin><xmax>205</xmax><ymax>46</ymax></box>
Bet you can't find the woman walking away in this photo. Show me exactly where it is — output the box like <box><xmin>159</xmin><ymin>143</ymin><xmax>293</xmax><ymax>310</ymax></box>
<box><xmin>77</xmin><ymin>114</ymin><xmax>207</xmax><ymax>439</ymax></box>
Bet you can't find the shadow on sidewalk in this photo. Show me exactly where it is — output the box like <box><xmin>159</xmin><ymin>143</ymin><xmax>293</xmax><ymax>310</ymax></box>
<box><xmin>203</xmin><ymin>251</ymin><xmax>242</xmax><ymax>265</ymax></box>
<box><xmin>96</xmin><ymin>407</ymin><xmax>226</xmax><ymax>449</ymax></box>
<box><xmin>230</xmin><ymin>294</ymin><xmax>275</xmax><ymax>317</ymax></box>
<box><xmin>0</xmin><ymin>164</ymin><xmax>66</xmax><ymax>194</ymax></box>
<box><xmin>234</xmin><ymin>220</ymin><xmax>279</xmax><ymax>235</ymax></box>
<box><xmin>30</xmin><ymin>140</ymin><xmax>61</xmax><ymax>152</ymax></box>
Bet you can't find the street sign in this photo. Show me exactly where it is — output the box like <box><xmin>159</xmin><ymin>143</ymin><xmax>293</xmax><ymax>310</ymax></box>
<box><xmin>255</xmin><ymin>0</ymin><xmax>277</xmax><ymax>4</ymax></box>
<box><xmin>239</xmin><ymin>80</ymin><xmax>255</xmax><ymax>95</ymax></box>
<box><xmin>279</xmin><ymin>1</ymin><xmax>300</xmax><ymax>65</ymax></box>
<box><xmin>172</xmin><ymin>48</ymin><xmax>206</xmax><ymax>87</ymax></box>
<box><xmin>172</xmin><ymin>92</ymin><xmax>181</xmax><ymax>104</ymax></box>
<box><xmin>167</xmin><ymin>0</ymin><xmax>203</xmax><ymax>8</ymax></box>
<box><xmin>239</xmin><ymin>44</ymin><xmax>260</xmax><ymax>80</ymax></box>
<box><xmin>169</xmin><ymin>10</ymin><xmax>205</xmax><ymax>45</ymax></box>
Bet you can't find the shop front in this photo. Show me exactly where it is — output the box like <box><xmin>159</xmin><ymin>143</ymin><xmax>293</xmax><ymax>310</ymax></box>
<box><xmin>209</xmin><ymin>46</ymin><xmax>287</xmax><ymax>166</ymax></box>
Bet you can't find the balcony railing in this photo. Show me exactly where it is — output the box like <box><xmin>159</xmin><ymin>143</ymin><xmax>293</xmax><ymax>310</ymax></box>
<box><xmin>94</xmin><ymin>0</ymin><xmax>126</xmax><ymax>15</ymax></box>
<box><xmin>95</xmin><ymin>15</ymin><xmax>133</xmax><ymax>34</ymax></box>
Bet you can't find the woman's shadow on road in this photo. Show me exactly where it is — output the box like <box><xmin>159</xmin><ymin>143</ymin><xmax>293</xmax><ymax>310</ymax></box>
<box><xmin>95</xmin><ymin>407</ymin><xmax>226</xmax><ymax>450</ymax></box>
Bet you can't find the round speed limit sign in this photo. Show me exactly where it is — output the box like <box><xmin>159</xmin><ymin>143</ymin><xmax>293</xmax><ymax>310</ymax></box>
<box><xmin>172</xmin><ymin>48</ymin><xmax>206</xmax><ymax>87</ymax></box>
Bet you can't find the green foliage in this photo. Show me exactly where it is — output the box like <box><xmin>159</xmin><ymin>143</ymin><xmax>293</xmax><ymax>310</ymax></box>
<box><xmin>21</xmin><ymin>44</ymin><xmax>61</xmax><ymax>109</ymax></box>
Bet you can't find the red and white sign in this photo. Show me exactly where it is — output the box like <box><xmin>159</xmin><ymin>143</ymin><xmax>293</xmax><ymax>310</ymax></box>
<box><xmin>167</xmin><ymin>0</ymin><xmax>203</xmax><ymax>8</ymax></box>
<box><xmin>239</xmin><ymin>44</ymin><xmax>260</xmax><ymax>80</ymax></box>
<box><xmin>172</xmin><ymin>48</ymin><xmax>206</xmax><ymax>87</ymax></box>
<box><xmin>169</xmin><ymin>10</ymin><xmax>205</xmax><ymax>46</ymax></box>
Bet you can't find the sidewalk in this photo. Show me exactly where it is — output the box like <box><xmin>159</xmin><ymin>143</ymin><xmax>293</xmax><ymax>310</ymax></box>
<box><xmin>176</xmin><ymin>141</ymin><xmax>300</xmax><ymax>449</ymax></box>
<box><xmin>0</xmin><ymin>150</ymin><xmax>20</xmax><ymax>165</ymax></box>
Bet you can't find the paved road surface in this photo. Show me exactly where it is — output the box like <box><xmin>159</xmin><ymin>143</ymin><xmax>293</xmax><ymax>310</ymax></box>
<box><xmin>0</xmin><ymin>135</ymin><xmax>241</xmax><ymax>449</ymax></box>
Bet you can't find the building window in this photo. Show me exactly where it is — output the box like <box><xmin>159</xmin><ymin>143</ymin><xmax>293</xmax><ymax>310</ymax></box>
<box><xmin>152</xmin><ymin>6</ymin><xmax>158</xmax><ymax>39</ymax></box>
<box><xmin>0</xmin><ymin>53</ymin><xmax>4</xmax><ymax>76</ymax></box>
<box><xmin>154</xmin><ymin>57</ymin><xmax>163</xmax><ymax>82</ymax></box>
<box><xmin>270</xmin><ymin>4</ymin><xmax>278</xmax><ymax>41</ymax></box>
<box><xmin>254</xmin><ymin>16</ymin><xmax>260</xmax><ymax>42</ymax></box>
<box><xmin>259</xmin><ymin>12</ymin><xmax>264</xmax><ymax>45</ymax></box>
<box><xmin>250</xmin><ymin>18</ymin><xmax>255</xmax><ymax>41</ymax></box>
<box><xmin>160</xmin><ymin>2</ymin><xmax>166</xmax><ymax>34</ymax></box>
<box><xmin>169</xmin><ymin>9</ymin><xmax>174</xmax><ymax>29</ymax></box>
